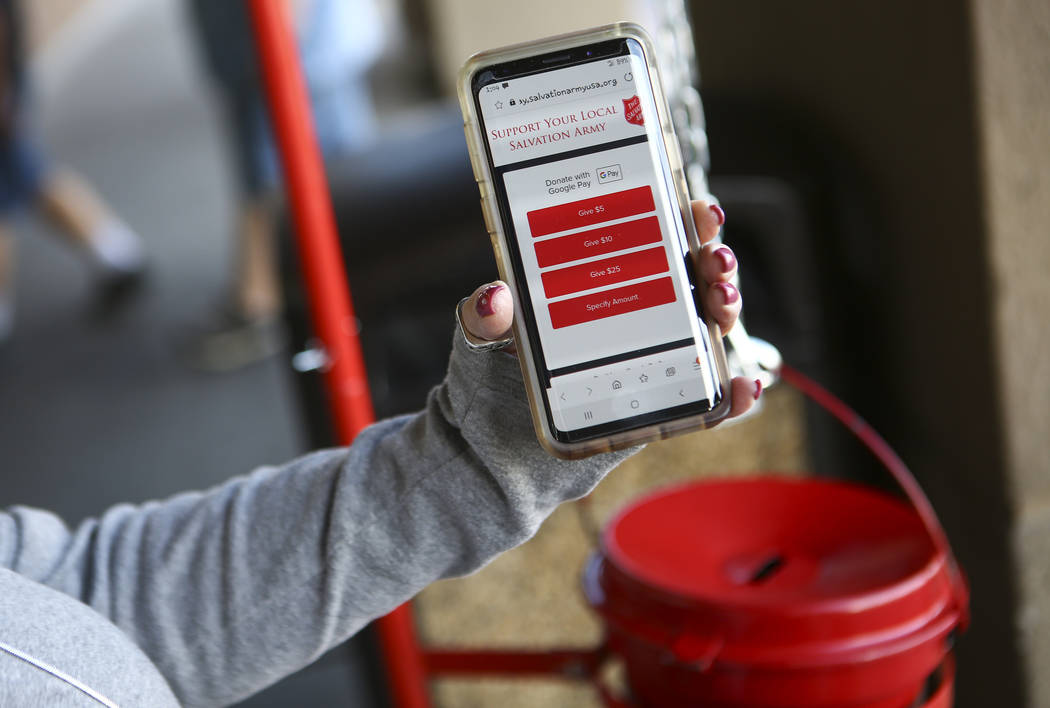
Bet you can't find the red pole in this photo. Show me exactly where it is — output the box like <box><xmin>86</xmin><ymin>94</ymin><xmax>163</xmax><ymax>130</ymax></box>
<box><xmin>245</xmin><ymin>2</ymin><xmax>430</xmax><ymax>706</ymax></box>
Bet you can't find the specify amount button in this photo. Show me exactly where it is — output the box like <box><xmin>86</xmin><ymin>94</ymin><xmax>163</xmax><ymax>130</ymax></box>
<box><xmin>547</xmin><ymin>276</ymin><xmax>676</xmax><ymax>329</ymax></box>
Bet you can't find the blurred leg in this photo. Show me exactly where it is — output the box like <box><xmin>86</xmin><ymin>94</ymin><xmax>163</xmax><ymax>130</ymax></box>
<box><xmin>234</xmin><ymin>196</ymin><xmax>280</xmax><ymax>322</ymax></box>
<box><xmin>36</xmin><ymin>167</ymin><xmax>144</xmax><ymax>275</ymax></box>
<box><xmin>181</xmin><ymin>196</ymin><xmax>283</xmax><ymax>372</ymax></box>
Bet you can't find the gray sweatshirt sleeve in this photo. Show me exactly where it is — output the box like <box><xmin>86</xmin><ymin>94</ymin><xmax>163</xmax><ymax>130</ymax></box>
<box><xmin>0</xmin><ymin>330</ymin><xmax>637</xmax><ymax>708</ymax></box>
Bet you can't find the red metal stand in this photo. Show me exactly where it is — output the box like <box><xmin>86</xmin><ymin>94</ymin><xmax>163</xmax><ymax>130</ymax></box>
<box><xmin>245</xmin><ymin>2</ymin><xmax>429</xmax><ymax>706</ymax></box>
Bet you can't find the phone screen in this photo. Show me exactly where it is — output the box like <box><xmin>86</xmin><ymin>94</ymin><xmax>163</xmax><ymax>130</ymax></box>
<box><xmin>472</xmin><ymin>38</ymin><xmax>720</xmax><ymax>443</ymax></box>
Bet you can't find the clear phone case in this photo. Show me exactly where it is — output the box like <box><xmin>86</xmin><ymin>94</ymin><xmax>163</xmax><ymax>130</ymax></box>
<box><xmin>458</xmin><ymin>23</ymin><xmax>732</xmax><ymax>458</ymax></box>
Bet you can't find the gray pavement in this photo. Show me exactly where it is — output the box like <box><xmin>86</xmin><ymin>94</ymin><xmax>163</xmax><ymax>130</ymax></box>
<box><xmin>2</xmin><ymin>1</ymin><xmax>378</xmax><ymax>705</ymax></box>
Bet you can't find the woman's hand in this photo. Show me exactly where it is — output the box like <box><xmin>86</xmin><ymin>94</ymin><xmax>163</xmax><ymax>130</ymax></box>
<box><xmin>459</xmin><ymin>199</ymin><xmax>761</xmax><ymax>421</ymax></box>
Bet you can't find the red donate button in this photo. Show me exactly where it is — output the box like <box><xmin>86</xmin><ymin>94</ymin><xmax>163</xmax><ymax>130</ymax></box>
<box><xmin>542</xmin><ymin>246</ymin><xmax>669</xmax><ymax>299</ymax></box>
<box><xmin>534</xmin><ymin>215</ymin><xmax>662</xmax><ymax>268</ymax></box>
<box><xmin>528</xmin><ymin>186</ymin><xmax>655</xmax><ymax>237</ymax></box>
<box><xmin>548</xmin><ymin>277</ymin><xmax>676</xmax><ymax>329</ymax></box>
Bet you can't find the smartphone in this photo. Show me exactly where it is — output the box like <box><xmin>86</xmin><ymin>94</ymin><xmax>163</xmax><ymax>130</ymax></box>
<box><xmin>458</xmin><ymin>23</ymin><xmax>731</xmax><ymax>458</ymax></box>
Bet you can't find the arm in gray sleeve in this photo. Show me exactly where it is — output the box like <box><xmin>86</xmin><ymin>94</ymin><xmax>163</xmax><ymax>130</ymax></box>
<box><xmin>0</xmin><ymin>330</ymin><xmax>638</xmax><ymax>708</ymax></box>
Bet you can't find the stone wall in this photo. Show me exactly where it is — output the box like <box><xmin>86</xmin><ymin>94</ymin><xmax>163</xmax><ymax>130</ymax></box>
<box><xmin>970</xmin><ymin>0</ymin><xmax>1050</xmax><ymax>704</ymax></box>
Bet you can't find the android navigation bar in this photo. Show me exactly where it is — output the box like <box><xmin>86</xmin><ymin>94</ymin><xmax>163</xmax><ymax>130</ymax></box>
<box><xmin>549</xmin><ymin>344</ymin><xmax>708</xmax><ymax>431</ymax></box>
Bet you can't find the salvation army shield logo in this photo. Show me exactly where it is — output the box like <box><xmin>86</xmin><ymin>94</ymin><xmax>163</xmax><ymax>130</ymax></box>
<box><xmin>623</xmin><ymin>95</ymin><xmax>644</xmax><ymax>126</ymax></box>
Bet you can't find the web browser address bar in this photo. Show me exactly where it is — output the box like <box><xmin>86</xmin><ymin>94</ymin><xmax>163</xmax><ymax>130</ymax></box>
<box><xmin>512</xmin><ymin>77</ymin><xmax>620</xmax><ymax>108</ymax></box>
<box><xmin>494</xmin><ymin>68</ymin><xmax>633</xmax><ymax>118</ymax></box>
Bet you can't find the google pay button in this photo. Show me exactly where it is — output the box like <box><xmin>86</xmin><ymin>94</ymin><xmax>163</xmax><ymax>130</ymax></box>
<box><xmin>597</xmin><ymin>164</ymin><xmax>623</xmax><ymax>184</ymax></box>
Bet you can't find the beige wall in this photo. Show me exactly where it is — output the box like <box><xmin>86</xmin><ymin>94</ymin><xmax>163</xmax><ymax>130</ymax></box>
<box><xmin>971</xmin><ymin>0</ymin><xmax>1050</xmax><ymax>705</ymax></box>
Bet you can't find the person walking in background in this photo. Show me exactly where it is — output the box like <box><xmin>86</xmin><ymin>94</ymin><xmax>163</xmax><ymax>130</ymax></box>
<box><xmin>185</xmin><ymin>0</ymin><xmax>385</xmax><ymax>371</ymax></box>
<box><xmin>0</xmin><ymin>0</ymin><xmax>146</xmax><ymax>344</ymax></box>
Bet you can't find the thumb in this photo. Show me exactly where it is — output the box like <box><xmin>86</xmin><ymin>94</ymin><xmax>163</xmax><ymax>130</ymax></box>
<box><xmin>460</xmin><ymin>281</ymin><xmax>514</xmax><ymax>343</ymax></box>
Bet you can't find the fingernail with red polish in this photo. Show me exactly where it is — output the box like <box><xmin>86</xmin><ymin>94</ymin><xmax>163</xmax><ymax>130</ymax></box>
<box><xmin>753</xmin><ymin>379</ymin><xmax>762</xmax><ymax>400</ymax></box>
<box><xmin>476</xmin><ymin>284</ymin><xmax>504</xmax><ymax>317</ymax></box>
<box><xmin>709</xmin><ymin>204</ymin><xmax>725</xmax><ymax>226</ymax></box>
<box><xmin>715</xmin><ymin>246</ymin><xmax>736</xmax><ymax>273</ymax></box>
<box><xmin>715</xmin><ymin>282</ymin><xmax>739</xmax><ymax>305</ymax></box>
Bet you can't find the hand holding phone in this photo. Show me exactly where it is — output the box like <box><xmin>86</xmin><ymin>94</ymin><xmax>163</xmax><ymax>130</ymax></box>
<box><xmin>459</xmin><ymin>24</ymin><xmax>753</xmax><ymax>458</ymax></box>
<box><xmin>458</xmin><ymin>198</ymin><xmax>758</xmax><ymax>433</ymax></box>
